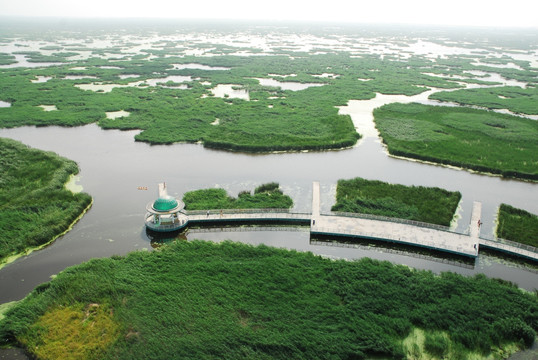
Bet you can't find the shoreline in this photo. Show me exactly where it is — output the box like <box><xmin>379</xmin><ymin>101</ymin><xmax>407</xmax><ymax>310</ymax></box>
<box><xmin>0</xmin><ymin>199</ymin><xmax>93</xmax><ymax>272</ymax></box>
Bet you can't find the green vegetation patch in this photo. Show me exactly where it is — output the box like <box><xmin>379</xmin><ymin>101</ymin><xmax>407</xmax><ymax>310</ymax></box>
<box><xmin>0</xmin><ymin>49</ymin><xmax>466</xmax><ymax>152</ymax></box>
<box><xmin>0</xmin><ymin>137</ymin><xmax>92</xmax><ymax>264</ymax></box>
<box><xmin>374</xmin><ymin>103</ymin><xmax>538</xmax><ymax>180</ymax></box>
<box><xmin>19</xmin><ymin>303</ymin><xmax>120</xmax><ymax>360</ymax></box>
<box><xmin>430</xmin><ymin>86</ymin><xmax>538</xmax><ymax>115</ymax></box>
<box><xmin>1</xmin><ymin>241</ymin><xmax>536</xmax><ymax>359</ymax></box>
<box><xmin>183</xmin><ymin>182</ymin><xmax>293</xmax><ymax>210</ymax></box>
<box><xmin>12</xmin><ymin>51</ymin><xmax>79</xmax><ymax>63</ymax></box>
<box><xmin>497</xmin><ymin>204</ymin><xmax>538</xmax><ymax>247</ymax></box>
<box><xmin>0</xmin><ymin>53</ymin><xmax>17</xmax><ymax>66</ymax></box>
<box><xmin>331</xmin><ymin>177</ymin><xmax>461</xmax><ymax>226</ymax></box>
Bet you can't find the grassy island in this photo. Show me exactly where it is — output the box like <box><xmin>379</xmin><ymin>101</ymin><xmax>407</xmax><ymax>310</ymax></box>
<box><xmin>183</xmin><ymin>182</ymin><xmax>293</xmax><ymax>210</ymax></box>
<box><xmin>0</xmin><ymin>53</ymin><xmax>17</xmax><ymax>66</ymax></box>
<box><xmin>0</xmin><ymin>240</ymin><xmax>536</xmax><ymax>360</ymax></box>
<box><xmin>0</xmin><ymin>138</ymin><xmax>92</xmax><ymax>265</ymax></box>
<box><xmin>1</xmin><ymin>23</ymin><xmax>538</xmax><ymax>155</ymax></box>
<box><xmin>373</xmin><ymin>103</ymin><xmax>538</xmax><ymax>181</ymax></box>
<box><xmin>0</xmin><ymin>41</ymin><xmax>469</xmax><ymax>153</ymax></box>
<box><xmin>331</xmin><ymin>177</ymin><xmax>461</xmax><ymax>227</ymax></box>
<box><xmin>429</xmin><ymin>86</ymin><xmax>538</xmax><ymax>116</ymax></box>
<box><xmin>497</xmin><ymin>204</ymin><xmax>538</xmax><ymax>248</ymax></box>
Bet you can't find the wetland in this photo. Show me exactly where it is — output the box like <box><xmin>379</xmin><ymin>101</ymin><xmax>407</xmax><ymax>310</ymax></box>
<box><xmin>0</xmin><ymin>19</ymin><xmax>537</xmax><ymax>359</ymax></box>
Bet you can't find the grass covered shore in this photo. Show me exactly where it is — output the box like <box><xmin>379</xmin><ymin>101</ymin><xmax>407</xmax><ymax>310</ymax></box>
<box><xmin>429</xmin><ymin>86</ymin><xmax>538</xmax><ymax>116</ymax></box>
<box><xmin>0</xmin><ymin>240</ymin><xmax>536</xmax><ymax>360</ymax></box>
<box><xmin>182</xmin><ymin>182</ymin><xmax>293</xmax><ymax>210</ymax></box>
<box><xmin>373</xmin><ymin>103</ymin><xmax>538</xmax><ymax>181</ymax></box>
<box><xmin>497</xmin><ymin>204</ymin><xmax>538</xmax><ymax>248</ymax></box>
<box><xmin>0</xmin><ymin>138</ymin><xmax>92</xmax><ymax>265</ymax></box>
<box><xmin>331</xmin><ymin>177</ymin><xmax>461</xmax><ymax>227</ymax></box>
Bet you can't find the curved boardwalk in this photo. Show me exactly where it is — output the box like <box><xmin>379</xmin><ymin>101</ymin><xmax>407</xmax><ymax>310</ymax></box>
<box><xmin>478</xmin><ymin>238</ymin><xmax>538</xmax><ymax>262</ymax></box>
<box><xmin>311</xmin><ymin>182</ymin><xmax>479</xmax><ymax>258</ymax></box>
<box><xmin>188</xmin><ymin>211</ymin><xmax>310</xmax><ymax>224</ymax></box>
<box><xmin>161</xmin><ymin>182</ymin><xmax>537</xmax><ymax>261</ymax></box>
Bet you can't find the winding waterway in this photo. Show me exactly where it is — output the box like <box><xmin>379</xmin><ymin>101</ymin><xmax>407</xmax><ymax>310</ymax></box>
<box><xmin>1</xmin><ymin>89</ymin><xmax>537</xmax><ymax>304</ymax></box>
<box><xmin>1</xmin><ymin>27</ymin><xmax>537</xmax><ymax>360</ymax></box>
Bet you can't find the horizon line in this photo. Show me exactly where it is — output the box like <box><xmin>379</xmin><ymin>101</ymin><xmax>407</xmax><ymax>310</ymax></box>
<box><xmin>1</xmin><ymin>15</ymin><xmax>537</xmax><ymax>30</ymax></box>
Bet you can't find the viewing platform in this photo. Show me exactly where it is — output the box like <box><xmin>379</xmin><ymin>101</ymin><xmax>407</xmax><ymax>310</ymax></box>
<box><xmin>145</xmin><ymin>183</ymin><xmax>188</xmax><ymax>232</ymax></box>
<box><xmin>145</xmin><ymin>182</ymin><xmax>538</xmax><ymax>262</ymax></box>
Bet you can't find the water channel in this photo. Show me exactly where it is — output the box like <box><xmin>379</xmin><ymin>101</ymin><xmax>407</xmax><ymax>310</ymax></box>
<box><xmin>1</xmin><ymin>85</ymin><xmax>537</xmax><ymax>303</ymax></box>
<box><xmin>0</xmin><ymin>38</ymin><xmax>537</xmax><ymax>360</ymax></box>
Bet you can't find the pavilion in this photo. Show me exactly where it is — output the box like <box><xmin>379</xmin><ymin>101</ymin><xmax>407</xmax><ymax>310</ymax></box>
<box><xmin>145</xmin><ymin>183</ymin><xmax>189</xmax><ymax>232</ymax></box>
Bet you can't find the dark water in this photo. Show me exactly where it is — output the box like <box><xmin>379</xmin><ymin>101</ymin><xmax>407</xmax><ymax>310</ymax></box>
<box><xmin>0</xmin><ymin>124</ymin><xmax>537</xmax><ymax>304</ymax></box>
<box><xmin>0</xmin><ymin>124</ymin><xmax>537</xmax><ymax>360</ymax></box>
<box><xmin>0</xmin><ymin>348</ymin><xmax>29</xmax><ymax>360</ymax></box>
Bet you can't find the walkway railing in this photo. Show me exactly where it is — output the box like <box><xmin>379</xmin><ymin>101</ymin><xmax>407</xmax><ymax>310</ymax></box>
<box><xmin>479</xmin><ymin>234</ymin><xmax>538</xmax><ymax>255</ymax></box>
<box><xmin>327</xmin><ymin>211</ymin><xmax>465</xmax><ymax>234</ymax></box>
<box><xmin>312</xmin><ymin>226</ymin><xmax>476</xmax><ymax>257</ymax></box>
<box><xmin>188</xmin><ymin>226</ymin><xmax>309</xmax><ymax>234</ymax></box>
<box><xmin>188</xmin><ymin>211</ymin><xmax>311</xmax><ymax>222</ymax></box>
<box><xmin>186</xmin><ymin>208</ymin><xmax>297</xmax><ymax>215</ymax></box>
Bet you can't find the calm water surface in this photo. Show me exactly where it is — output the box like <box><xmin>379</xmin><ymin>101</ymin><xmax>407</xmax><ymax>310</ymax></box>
<box><xmin>0</xmin><ymin>36</ymin><xmax>537</xmax><ymax>360</ymax></box>
<box><xmin>0</xmin><ymin>119</ymin><xmax>536</xmax><ymax>303</ymax></box>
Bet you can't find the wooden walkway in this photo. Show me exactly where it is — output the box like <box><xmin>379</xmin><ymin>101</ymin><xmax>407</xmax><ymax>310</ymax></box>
<box><xmin>188</xmin><ymin>211</ymin><xmax>310</xmax><ymax>224</ymax></box>
<box><xmin>157</xmin><ymin>182</ymin><xmax>537</xmax><ymax>262</ymax></box>
<box><xmin>311</xmin><ymin>182</ymin><xmax>479</xmax><ymax>258</ymax></box>
<box><xmin>478</xmin><ymin>238</ymin><xmax>538</xmax><ymax>262</ymax></box>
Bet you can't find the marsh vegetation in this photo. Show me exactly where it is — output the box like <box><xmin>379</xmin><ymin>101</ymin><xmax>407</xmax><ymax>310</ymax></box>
<box><xmin>0</xmin><ymin>138</ymin><xmax>92</xmax><ymax>264</ymax></box>
<box><xmin>0</xmin><ymin>241</ymin><xmax>536</xmax><ymax>359</ymax></box>
<box><xmin>373</xmin><ymin>103</ymin><xmax>538</xmax><ymax>180</ymax></box>
<box><xmin>2</xmin><ymin>24</ymin><xmax>535</xmax><ymax>156</ymax></box>
<box><xmin>497</xmin><ymin>204</ymin><xmax>538</xmax><ymax>247</ymax></box>
<box><xmin>183</xmin><ymin>182</ymin><xmax>293</xmax><ymax>210</ymax></box>
<box><xmin>331</xmin><ymin>177</ymin><xmax>461</xmax><ymax>226</ymax></box>
<box><xmin>430</xmin><ymin>86</ymin><xmax>538</xmax><ymax>115</ymax></box>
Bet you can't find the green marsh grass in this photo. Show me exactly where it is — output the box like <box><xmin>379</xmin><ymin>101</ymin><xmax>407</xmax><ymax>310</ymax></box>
<box><xmin>374</xmin><ymin>103</ymin><xmax>538</xmax><ymax>180</ymax></box>
<box><xmin>430</xmin><ymin>86</ymin><xmax>538</xmax><ymax>115</ymax></box>
<box><xmin>332</xmin><ymin>177</ymin><xmax>461</xmax><ymax>226</ymax></box>
<box><xmin>1</xmin><ymin>241</ymin><xmax>536</xmax><ymax>359</ymax></box>
<box><xmin>183</xmin><ymin>183</ymin><xmax>293</xmax><ymax>210</ymax></box>
<box><xmin>0</xmin><ymin>49</ymin><xmax>472</xmax><ymax>152</ymax></box>
<box><xmin>497</xmin><ymin>204</ymin><xmax>538</xmax><ymax>247</ymax></box>
<box><xmin>0</xmin><ymin>138</ymin><xmax>92</xmax><ymax>264</ymax></box>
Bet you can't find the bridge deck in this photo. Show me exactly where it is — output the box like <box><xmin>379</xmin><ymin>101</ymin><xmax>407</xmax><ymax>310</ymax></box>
<box><xmin>310</xmin><ymin>181</ymin><xmax>478</xmax><ymax>258</ymax></box>
<box><xmin>162</xmin><ymin>182</ymin><xmax>537</xmax><ymax>262</ymax></box>
<box><xmin>188</xmin><ymin>212</ymin><xmax>310</xmax><ymax>224</ymax></box>
<box><xmin>311</xmin><ymin>214</ymin><xmax>478</xmax><ymax>258</ymax></box>
<box><xmin>478</xmin><ymin>239</ymin><xmax>538</xmax><ymax>261</ymax></box>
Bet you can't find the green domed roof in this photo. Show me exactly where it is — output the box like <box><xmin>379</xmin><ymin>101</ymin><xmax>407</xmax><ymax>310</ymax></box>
<box><xmin>152</xmin><ymin>196</ymin><xmax>179</xmax><ymax>211</ymax></box>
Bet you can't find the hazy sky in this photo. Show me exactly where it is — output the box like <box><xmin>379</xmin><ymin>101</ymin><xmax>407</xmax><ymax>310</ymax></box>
<box><xmin>1</xmin><ymin>0</ymin><xmax>537</xmax><ymax>28</ymax></box>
